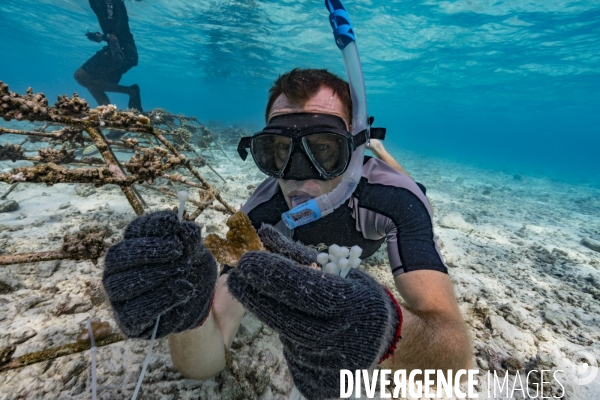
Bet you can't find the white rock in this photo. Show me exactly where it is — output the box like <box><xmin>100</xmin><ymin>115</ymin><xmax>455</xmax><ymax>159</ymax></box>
<box><xmin>581</xmin><ymin>237</ymin><xmax>600</xmax><ymax>253</ymax></box>
<box><xmin>488</xmin><ymin>315</ymin><xmax>535</xmax><ymax>354</ymax></box>
<box><xmin>439</xmin><ymin>213</ymin><xmax>474</xmax><ymax>231</ymax></box>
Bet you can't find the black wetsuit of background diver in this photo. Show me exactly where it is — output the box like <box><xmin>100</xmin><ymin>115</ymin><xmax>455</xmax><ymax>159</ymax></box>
<box><xmin>74</xmin><ymin>0</ymin><xmax>142</xmax><ymax>112</ymax></box>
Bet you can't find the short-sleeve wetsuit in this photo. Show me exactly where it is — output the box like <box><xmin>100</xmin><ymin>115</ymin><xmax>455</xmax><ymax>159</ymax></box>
<box><xmin>242</xmin><ymin>157</ymin><xmax>448</xmax><ymax>276</ymax></box>
<box><xmin>81</xmin><ymin>0</ymin><xmax>138</xmax><ymax>83</ymax></box>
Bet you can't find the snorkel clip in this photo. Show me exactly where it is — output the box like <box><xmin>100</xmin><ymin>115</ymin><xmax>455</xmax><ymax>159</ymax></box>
<box><xmin>325</xmin><ymin>0</ymin><xmax>356</xmax><ymax>49</ymax></box>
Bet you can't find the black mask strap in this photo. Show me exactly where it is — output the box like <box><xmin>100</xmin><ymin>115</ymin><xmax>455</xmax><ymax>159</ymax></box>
<box><xmin>237</xmin><ymin>136</ymin><xmax>252</xmax><ymax>160</ymax></box>
<box><xmin>352</xmin><ymin>123</ymin><xmax>386</xmax><ymax>148</ymax></box>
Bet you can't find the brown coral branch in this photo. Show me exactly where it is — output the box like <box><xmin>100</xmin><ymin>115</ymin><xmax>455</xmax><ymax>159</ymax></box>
<box><xmin>210</xmin><ymin>204</ymin><xmax>229</xmax><ymax>213</ymax></box>
<box><xmin>0</xmin><ymin>183</ymin><xmax>18</xmax><ymax>200</ymax></box>
<box><xmin>62</xmin><ymin>226</ymin><xmax>108</xmax><ymax>262</ymax></box>
<box><xmin>151</xmin><ymin>129</ymin><xmax>235</xmax><ymax>214</ymax></box>
<box><xmin>0</xmin><ymin>127</ymin><xmax>91</xmax><ymax>144</ymax></box>
<box><xmin>85</xmin><ymin>124</ymin><xmax>144</xmax><ymax>215</ymax></box>
<box><xmin>0</xmin><ymin>251</ymin><xmax>64</xmax><ymax>266</ymax></box>
<box><xmin>162</xmin><ymin>173</ymin><xmax>206</xmax><ymax>189</ymax></box>
<box><xmin>121</xmin><ymin>186</ymin><xmax>145</xmax><ymax>215</ymax></box>
<box><xmin>140</xmin><ymin>184</ymin><xmax>229</xmax><ymax>215</ymax></box>
<box><xmin>84</xmin><ymin>125</ymin><xmax>125</xmax><ymax>177</ymax></box>
<box><xmin>15</xmin><ymin>155</ymin><xmax>105</xmax><ymax>166</ymax></box>
<box><xmin>141</xmin><ymin>184</ymin><xmax>204</xmax><ymax>208</ymax></box>
<box><xmin>35</xmin><ymin>148</ymin><xmax>76</xmax><ymax>164</ymax></box>
<box><xmin>0</xmin><ymin>82</ymin><xmax>153</xmax><ymax>131</ymax></box>
<box><xmin>0</xmin><ymin>143</ymin><xmax>25</xmax><ymax>162</ymax></box>
<box><xmin>0</xmin><ymin>333</ymin><xmax>125</xmax><ymax>372</ymax></box>
<box><xmin>131</xmin><ymin>185</ymin><xmax>148</xmax><ymax>208</ymax></box>
<box><xmin>0</xmin><ymin>228</ymin><xmax>108</xmax><ymax>266</ymax></box>
<box><xmin>187</xmin><ymin>189</ymin><xmax>216</xmax><ymax>221</ymax></box>
<box><xmin>0</xmin><ymin>163</ymin><xmax>138</xmax><ymax>186</ymax></box>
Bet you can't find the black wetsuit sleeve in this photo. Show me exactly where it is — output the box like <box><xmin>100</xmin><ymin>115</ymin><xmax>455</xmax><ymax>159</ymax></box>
<box><xmin>358</xmin><ymin>183</ymin><xmax>447</xmax><ymax>276</ymax></box>
<box><xmin>89</xmin><ymin>0</ymin><xmax>115</xmax><ymax>34</ymax></box>
<box><xmin>89</xmin><ymin>0</ymin><xmax>134</xmax><ymax>45</ymax></box>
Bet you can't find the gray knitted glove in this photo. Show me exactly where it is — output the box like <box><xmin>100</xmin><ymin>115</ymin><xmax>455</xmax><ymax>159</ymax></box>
<box><xmin>103</xmin><ymin>210</ymin><xmax>217</xmax><ymax>339</ymax></box>
<box><xmin>257</xmin><ymin>224</ymin><xmax>318</xmax><ymax>265</ymax></box>
<box><xmin>227</xmin><ymin>226</ymin><xmax>402</xmax><ymax>400</ymax></box>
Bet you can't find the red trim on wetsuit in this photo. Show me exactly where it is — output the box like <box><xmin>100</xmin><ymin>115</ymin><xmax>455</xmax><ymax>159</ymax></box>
<box><xmin>379</xmin><ymin>286</ymin><xmax>403</xmax><ymax>363</ymax></box>
<box><xmin>194</xmin><ymin>289</ymin><xmax>216</xmax><ymax>329</ymax></box>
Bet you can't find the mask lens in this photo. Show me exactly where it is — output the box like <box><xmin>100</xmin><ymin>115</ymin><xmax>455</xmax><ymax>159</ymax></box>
<box><xmin>303</xmin><ymin>133</ymin><xmax>349</xmax><ymax>177</ymax></box>
<box><xmin>251</xmin><ymin>134</ymin><xmax>292</xmax><ymax>176</ymax></box>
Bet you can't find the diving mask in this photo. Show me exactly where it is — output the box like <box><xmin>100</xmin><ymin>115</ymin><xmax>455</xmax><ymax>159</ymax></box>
<box><xmin>238</xmin><ymin>113</ymin><xmax>385</xmax><ymax>181</ymax></box>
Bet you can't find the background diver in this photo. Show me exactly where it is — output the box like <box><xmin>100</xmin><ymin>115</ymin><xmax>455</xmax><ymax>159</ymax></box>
<box><xmin>74</xmin><ymin>0</ymin><xmax>143</xmax><ymax>113</ymax></box>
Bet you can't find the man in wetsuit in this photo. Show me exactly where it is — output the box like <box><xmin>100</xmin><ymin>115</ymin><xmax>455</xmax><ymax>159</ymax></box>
<box><xmin>74</xmin><ymin>0</ymin><xmax>143</xmax><ymax>112</ymax></box>
<box><xmin>102</xmin><ymin>69</ymin><xmax>472</xmax><ymax>400</ymax></box>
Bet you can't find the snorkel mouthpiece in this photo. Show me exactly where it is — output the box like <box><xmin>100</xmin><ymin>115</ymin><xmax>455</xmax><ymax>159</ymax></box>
<box><xmin>290</xmin><ymin>194</ymin><xmax>315</xmax><ymax>208</ymax></box>
<box><xmin>282</xmin><ymin>0</ymin><xmax>368</xmax><ymax>229</ymax></box>
<box><xmin>282</xmin><ymin>194</ymin><xmax>334</xmax><ymax>228</ymax></box>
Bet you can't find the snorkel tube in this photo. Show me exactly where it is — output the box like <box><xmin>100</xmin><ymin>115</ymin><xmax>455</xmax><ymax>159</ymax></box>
<box><xmin>281</xmin><ymin>0</ymin><xmax>368</xmax><ymax>229</ymax></box>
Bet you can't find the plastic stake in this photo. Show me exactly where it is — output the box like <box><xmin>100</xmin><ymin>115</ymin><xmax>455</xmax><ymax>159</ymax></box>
<box><xmin>131</xmin><ymin>315</ymin><xmax>161</xmax><ymax>400</ymax></box>
<box><xmin>87</xmin><ymin>320</ymin><xmax>97</xmax><ymax>400</ymax></box>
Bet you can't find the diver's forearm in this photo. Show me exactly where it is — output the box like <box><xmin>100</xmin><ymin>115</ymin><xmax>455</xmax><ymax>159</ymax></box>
<box><xmin>168</xmin><ymin>275</ymin><xmax>246</xmax><ymax>380</ymax></box>
<box><xmin>212</xmin><ymin>274</ymin><xmax>246</xmax><ymax>347</ymax></box>
<box><xmin>382</xmin><ymin>306</ymin><xmax>472</xmax><ymax>372</ymax></box>
<box><xmin>168</xmin><ymin>311</ymin><xmax>226</xmax><ymax>380</ymax></box>
<box><xmin>374</xmin><ymin>148</ymin><xmax>411</xmax><ymax>178</ymax></box>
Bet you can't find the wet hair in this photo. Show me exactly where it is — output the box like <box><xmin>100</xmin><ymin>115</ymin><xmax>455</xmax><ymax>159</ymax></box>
<box><xmin>265</xmin><ymin>68</ymin><xmax>352</xmax><ymax>123</ymax></box>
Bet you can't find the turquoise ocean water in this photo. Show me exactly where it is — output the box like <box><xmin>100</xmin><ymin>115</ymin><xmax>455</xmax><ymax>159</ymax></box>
<box><xmin>1</xmin><ymin>0</ymin><xmax>598</xmax><ymax>183</ymax></box>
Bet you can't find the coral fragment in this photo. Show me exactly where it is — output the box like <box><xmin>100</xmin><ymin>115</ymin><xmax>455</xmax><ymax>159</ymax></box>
<box><xmin>204</xmin><ymin>212</ymin><xmax>263</xmax><ymax>266</ymax></box>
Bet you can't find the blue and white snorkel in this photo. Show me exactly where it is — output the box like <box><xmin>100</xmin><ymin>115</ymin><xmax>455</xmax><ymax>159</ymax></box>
<box><xmin>281</xmin><ymin>0</ymin><xmax>368</xmax><ymax>229</ymax></box>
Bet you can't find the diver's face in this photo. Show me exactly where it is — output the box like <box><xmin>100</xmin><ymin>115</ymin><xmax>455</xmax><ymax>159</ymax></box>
<box><xmin>268</xmin><ymin>86</ymin><xmax>350</xmax><ymax>209</ymax></box>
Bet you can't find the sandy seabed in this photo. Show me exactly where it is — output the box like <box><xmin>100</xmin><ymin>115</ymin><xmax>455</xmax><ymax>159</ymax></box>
<box><xmin>0</xmin><ymin>137</ymin><xmax>599</xmax><ymax>400</ymax></box>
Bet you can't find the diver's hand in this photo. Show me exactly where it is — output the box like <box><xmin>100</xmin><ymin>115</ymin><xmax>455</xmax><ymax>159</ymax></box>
<box><xmin>366</xmin><ymin>138</ymin><xmax>385</xmax><ymax>156</ymax></box>
<box><xmin>108</xmin><ymin>36</ymin><xmax>125</xmax><ymax>63</ymax></box>
<box><xmin>256</xmin><ymin>223</ymin><xmax>318</xmax><ymax>265</ymax></box>
<box><xmin>226</xmin><ymin>226</ymin><xmax>402</xmax><ymax>400</ymax></box>
<box><xmin>85</xmin><ymin>31</ymin><xmax>103</xmax><ymax>43</ymax></box>
<box><xmin>103</xmin><ymin>210</ymin><xmax>217</xmax><ymax>339</ymax></box>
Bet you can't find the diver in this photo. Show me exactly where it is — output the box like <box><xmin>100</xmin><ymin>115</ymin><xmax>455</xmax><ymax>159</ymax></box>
<box><xmin>74</xmin><ymin>0</ymin><xmax>143</xmax><ymax>112</ymax></box>
<box><xmin>102</xmin><ymin>68</ymin><xmax>472</xmax><ymax>399</ymax></box>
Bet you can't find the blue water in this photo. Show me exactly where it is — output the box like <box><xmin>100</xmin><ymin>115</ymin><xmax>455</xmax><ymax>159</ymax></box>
<box><xmin>1</xmin><ymin>0</ymin><xmax>599</xmax><ymax>183</ymax></box>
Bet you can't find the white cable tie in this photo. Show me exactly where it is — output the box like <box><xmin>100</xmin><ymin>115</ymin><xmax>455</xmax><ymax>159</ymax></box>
<box><xmin>329</xmin><ymin>244</ymin><xmax>341</xmax><ymax>257</ymax></box>
<box><xmin>340</xmin><ymin>266</ymin><xmax>352</xmax><ymax>278</ymax></box>
<box><xmin>339</xmin><ymin>246</ymin><xmax>349</xmax><ymax>259</ymax></box>
<box><xmin>324</xmin><ymin>262</ymin><xmax>339</xmax><ymax>275</ymax></box>
<box><xmin>348</xmin><ymin>257</ymin><xmax>362</xmax><ymax>269</ymax></box>
<box><xmin>349</xmin><ymin>245</ymin><xmax>363</xmax><ymax>259</ymax></box>
<box><xmin>317</xmin><ymin>253</ymin><xmax>329</xmax><ymax>266</ymax></box>
<box><xmin>337</xmin><ymin>258</ymin><xmax>349</xmax><ymax>271</ymax></box>
<box><xmin>131</xmin><ymin>315</ymin><xmax>160</xmax><ymax>400</ymax></box>
<box><xmin>86</xmin><ymin>320</ymin><xmax>97</xmax><ymax>400</ymax></box>
<box><xmin>177</xmin><ymin>190</ymin><xmax>189</xmax><ymax>222</ymax></box>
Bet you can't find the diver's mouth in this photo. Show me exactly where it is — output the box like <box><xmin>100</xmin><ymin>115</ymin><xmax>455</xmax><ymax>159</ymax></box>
<box><xmin>289</xmin><ymin>192</ymin><xmax>314</xmax><ymax>208</ymax></box>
